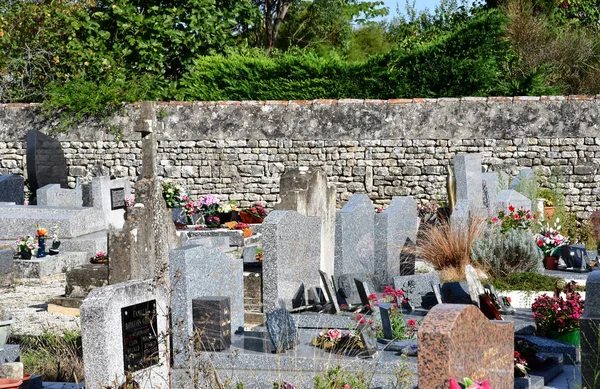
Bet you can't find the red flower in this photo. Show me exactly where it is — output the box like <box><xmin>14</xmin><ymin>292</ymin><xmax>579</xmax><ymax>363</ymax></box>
<box><xmin>407</xmin><ymin>319</ymin><xmax>418</xmax><ymax>328</ymax></box>
<box><xmin>509</xmin><ymin>205</ymin><xmax>515</xmax><ymax>212</ymax></box>
<box><xmin>449</xmin><ymin>378</ymin><xmax>461</xmax><ymax>389</ymax></box>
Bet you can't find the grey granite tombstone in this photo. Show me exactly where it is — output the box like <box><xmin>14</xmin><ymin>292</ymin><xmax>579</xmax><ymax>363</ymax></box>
<box><xmin>37</xmin><ymin>184</ymin><xmax>83</xmax><ymax>207</ymax></box>
<box><xmin>496</xmin><ymin>189</ymin><xmax>532</xmax><ymax>213</ymax></box>
<box><xmin>0</xmin><ymin>250</ymin><xmax>13</xmax><ymax>287</ymax></box>
<box><xmin>80</xmin><ymin>280</ymin><xmax>168</xmax><ymax>389</ymax></box>
<box><xmin>509</xmin><ymin>168</ymin><xmax>534</xmax><ymax>190</ymax></box>
<box><xmin>26</xmin><ymin>130</ymin><xmax>68</xmax><ymax>196</ymax></box>
<box><xmin>275</xmin><ymin>167</ymin><xmax>337</xmax><ymax>277</ymax></box>
<box><xmin>319</xmin><ymin>270</ymin><xmax>340</xmax><ymax>313</ymax></box>
<box><xmin>337</xmin><ymin>273</ymin><xmax>378</xmax><ymax>306</ymax></box>
<box><xmin>262</xmin><ymin>210</ymin><xmax>321</xmax><ymax>312</ymax></box>
<box><xmin>454</xmin><ymin>154</ymin><xmax>483</xmax><ymax>206</ymax></box>
<box><xmin>482</xmin><ymin>172</ymin><xmax>500</xmax><ymax>216</ymax></box>
<box><xmin>82</xmin><ymin>176</ymin><xmax>132</xmax><ymax>229</ymax></box>
<box><xmin>265</xmin><ymin>308</ymin><xmax>297</xmax><ymax>353</ymax></box>
<box><xmin>465</xmin><ymin>265</ymin><xmax>485</xmax><ymax>307</ymax></box>
<box><xmin>0</xmin><ymin>175</ymin><xmax>24</xmax><ymax>205</ymax></box>
<box><xmin>169</xmin><ymin>245</ymin><xmax>243</xmax><ymax>368</ymax></box>
<box><xmin>393</xmin><ymin>273</ymin><xmax>441</xmax><ymax>308</ymax></box>
<box><xmin>581</xmin><ymin>271</ymin><xmax>600</xmax><ymax>389</ymax></box>
<box><xmin>375</xmin><ymin>196</ymin><xmax>418</xmax><ymax>286</ymax></box>
<box><xmin>335</xmin><ymin>194</ymin><xmax>375</xmax><ymax>276</ymax></box>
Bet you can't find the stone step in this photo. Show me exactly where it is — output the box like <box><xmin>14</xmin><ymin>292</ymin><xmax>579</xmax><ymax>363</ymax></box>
<box><xmin>13</xmin><ymin>251</ymin><xmax>89</xmax><ymax>280</ymax></box>
<box><xmin>0</xmin><ymin>207</ymin><xmax>106</xmax><ymax>238</ymax></box>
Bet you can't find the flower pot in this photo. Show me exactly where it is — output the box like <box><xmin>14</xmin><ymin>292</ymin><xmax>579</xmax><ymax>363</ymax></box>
<box><xmin>19</xmin><ymin>251</ymin><xmax>31</xmax><ymax>260</ymax></box>
<box><xmin>551</xmin><ymin>330</ymin><xmax>580</xmax><ymax>345</ymax></box>
<box><xmin>545</xmin><ymin>256</ymin><xmax>559</xmax><ymax>270</ymax></box>
<box><xmin>239</xmin><ymin>211</ymin><xmax>264</xmax><ymax>224</ymax></box>
<box><xmin>0</xmin><ymin>379</ymin><xmax>22</xmax><ymax>389</ymax></box>
<box><xmin>218</xmin><ymin>212</ymin><xmax>233</xmax><ymax>224</ymax></box>
<box><xmin>19</xmin><ymin>375</ymin><xmax>31</xmax><ymax>389</ymax></box>
<box><xmin>36</xmin><ymin>237</ymin><xmax>46</xmax><ymax>258</ymax></box>
<box><xmin>204</xmin><ymin>215</ymin><xmax>221</xmax><ymax>228</ymax></box>
<box><xmin>544</xmin><ymin>207</ymin><xmax>556</xmax><ymax>219</ymax></box>
<box><xmin>0</xmin><ymin>317</ymin><xmax>14</xmax><ymax>351</ymax></box>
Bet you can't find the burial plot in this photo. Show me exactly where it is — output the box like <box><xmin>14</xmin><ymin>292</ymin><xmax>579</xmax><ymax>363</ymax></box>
<box><xmin>26</xmin><ymin>130</ymin><xmax>68</xmax><ymax>199</ymax></box>
<box><xmin>262</xmin><ymin>211</ymin><xmax>321</xmax><ymax>312</ymax></box>
<box><xmin>581</xmin><ymin>271</ymin><xmax>600</xmax><ymax>388</ymax></box>
<box><xmin>169</xmin><ymin>245</ymin><xmax>243</xmax><ymax>368</ymax></box>
<box><xmin>418</xmin><ymin>304</ymin><xmax>514</xmax><ymax>389</ymax></box>
<box><xmin>0</xmin><ymin>175</ymin><xmax>24</xmax><ymax>205</ymax></box>
<box><xmin>334</xmin><ymin>194</ymin><xmax>375</xmax><ymax>276</ymax></box>
<box><xmin>275</xmin><ymin>167</ymin><xmax>336</xmax><ymax>276</ymax></box>
<box><xmin>80</xmin><ymin>280</ymin><xmax>168</xmax><ymax>389</ymax></box>
<box><xmin>374</xmin><ymin>196</ymin><xmax>418</xmax><ymax>286</ymax></box>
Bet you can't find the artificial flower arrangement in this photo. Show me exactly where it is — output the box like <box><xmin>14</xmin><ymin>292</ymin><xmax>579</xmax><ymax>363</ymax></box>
<box><xmin>161</xmin><ymin>181</ymin><xmax>189</xmax><ymax>208</ymax></box>
<box><xmin>90</xmin><ymin>250</ymin><xmax>109</xmax><ymax>264</ymax></box>
<box><xmin>449</xmin><ymin>378</ymin><xmax>491</xmax><ymax>389</ymax></box>
<box><xmin>366</xmin><ymin>286</ymin><xmax>419</xmax><ymax>340</ymax></box>
<box><xmin>418</xmin><ymin>201</ymin><xmax>440</xmax><ymax>219</ymax></box>
<box><xmin>49</xmin><ymin>225</ymin><xmax>61</xmax><ymax>255</ymax></box>
<box><xmin>36</xmin><ymin>227</ymin><xmax>48</xmax><ymax>238</ymax></box>
<box><xmin>224</xmin><ymin>221</ymin><xmax>252</xmax><ymax>237</ymax></box>
<box><xmin>15</xmin><ymin>235</ymin><xmax>38</xmax><ymax>256</ymax></box>
<box><xmin>311</xmin><ymin>328</ymin><xmax>365</xmax><ymax>356</ymax></box>
<box><xmin>514</xmin><ymin>337</ymin><xmax>551</xmax><ymax>376</ymax></box>
<box><xmin>490</xmin><ymin>204</ymin><xmax>535</xmax><ymax>234</ymax></box>
<box><xmin>535</xmin><ymin>219</ymin><xmax>569</xmax><ymax>256</ymax></box>
<box><xmin>197</xmin><ymin>194</ymin><xmax>220</xmax><ymax>216</ymax></box>
<box><xmin>217</xmin><ymin>201</ymin><xmax>239</xmax><ymax>214</ymax></box>
<box><xmin>531</xmin><ymin>281</ymin><xmax>584</xmax><ymax>340</ymax></box>
<box><xmin>204</xmin><ymin>215</ymin><xmax>221</xmax><ymax>228</ymax></box>
<box><xmin>513</xmin><ymin>351</ymin><xmax>528</xmax><ymax>377</ymax></box>
<box><xmin>124</xmin><ymin>194</ymin><xmax>135</xmax><ymax>207</ymax></box>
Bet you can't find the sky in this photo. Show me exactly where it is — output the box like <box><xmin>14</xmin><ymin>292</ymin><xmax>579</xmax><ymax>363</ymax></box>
<box><xmin>380</xmin><ymin>0</ymin><xmax>474</xmax><ymax>20</ymax></box>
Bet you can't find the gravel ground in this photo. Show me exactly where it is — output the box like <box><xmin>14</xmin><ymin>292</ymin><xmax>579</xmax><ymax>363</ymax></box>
<box><xmin>0</xmin><ymin>277</ymin><xmax>80</xmax><ymax>336</ymax></box>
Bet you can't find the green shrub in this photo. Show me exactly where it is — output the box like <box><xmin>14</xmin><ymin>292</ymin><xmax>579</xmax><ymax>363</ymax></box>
<box><xmin>491</xmin><ymin>272</ymin><xmax>583</xmax><ymax>292</ymax></box>
<box><xmin>471</xmin><ymin>227</ymin><xmax>543</xmax><ymax>277</ymax></box>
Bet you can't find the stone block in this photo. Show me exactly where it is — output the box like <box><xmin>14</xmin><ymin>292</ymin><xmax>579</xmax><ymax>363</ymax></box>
<box><xmin>393</xmin><ymin>273</ymin><xmax>441</xmax><ymax>308</ymax></box>
<box><xmin>0</xmin><ymin>175</ymin><xmax>24</xmax><ymax>205</ymax></box>
<box><xmin>192</xmin><ymin>297</ymin><xmax>231</xmax><ymax>351</ymax></box>
<box><xmin>81</xmin><ymin>280</ymin><xmax>169</xmax><ymax>389</ymax></box>
<box><xmin>418</xmin><ymin>304</ymin><xmax>514</xmax><ymax>389</ymax></box>
<box><xmin>169</xmin><ymin>245</ymin><xmax>243</xmax><ymax>368</ymax></box>
<box><xmin>334</xmin><ymin>194</ymin><xmax>375</xmax><ymax>276</ymax></box>
<box><xmin>0</xmin><ymin>250</ymin><xmax>13</xmax><ymax>287</ymax></box>
<box><xmin>275</xmin><ymin>167</ymin><xmax>337</xmax><ymax>277</ymax></box>
<box><xmin>262</xmin><ymin>211</ymin><xmax>321</xmax><ymax>312</ymax></box>
<box><xmin>374</xmin><ymin>196</ymin><xmax>418</xmax><ymax>286</ymax></box>
<box><xmin>65</xmin><ymin>264</ymin><xmax>109</xmax><ymax>299</ymax></box>
<box><xmin>82</xmin><ymin>176</ymin><xmax>132</xmax><ymax>230</ymax></box>
<box><xmin>36</xmin><ymin>184</ymin><xmax>82</xmax><ymax>207</ymax></box>
<box><xmin>453</xmin><ymin>153</ymin><xmax>483</xmax><ymax>206</ymax></box>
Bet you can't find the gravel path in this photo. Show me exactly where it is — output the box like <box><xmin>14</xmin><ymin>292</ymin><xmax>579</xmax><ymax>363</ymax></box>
<box><xmin>0</xmin><ymin>278</ymin><xmax>80</xmax><ymax>336</ymax></box>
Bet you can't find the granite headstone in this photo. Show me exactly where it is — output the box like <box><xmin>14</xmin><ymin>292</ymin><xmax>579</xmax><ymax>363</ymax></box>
<box><xmin>319</xmin><ymin>270</ymin><xmax>340</xmax><ymax>313</ymax></box>
<box><xmin>36</xmin><ymin>184</ymin><xmax>82</xmax><ymax>207</ymax></box>
<box><xmin>265</xmin><ymin>308</ymin><xmax>297</xmax><ymax>353</ymax></box>
<box><xmin>354</xmin><ymin>278</ymin><xmax>373</xmax><ymax>307</ymax></box>
<box><xmin>337</xmin><ymin>273</ymin><xmax>378</xmax><ymax>306</ymax></box>
<box><xmin>26</xmin><ymin>130</ymin><xmax>68</xmax><ymax>196</ymax></box>
<box><xmin>465</xmin><ymin>265</ymin><xmax>486</xmax><ymax>307</ymax></box>
<box><xmin>482</xmin><ymin>172</ymin><xmax>501</xmax><ymax>216</ymax></box>
<box><xmin>192</xmin><ymin>296</ymin><xmax>231</xmax><ymax>352</ymax></box>
<box><xmin>418</xmin><ymin>304</ymin><xmax>514</xmax><ymax>389</ymax></box>
<box><xmin>393</xmin><ymin>273</ymin><xmax>441</xmax><ymax>308</ymax></box>
<box><xmin>262</xmin><ymin>211</ymin><xmax>321</xmax><ymax>312</ymax></box>
<box><xmin>0</xmin><ymin>175</ymin><xmax>24</xmax><ymax>205</ymax></box>
<box><xmin>581</xmin><ymin>271</ymin><xmax>600</xmax><ymax>389</ymax></box>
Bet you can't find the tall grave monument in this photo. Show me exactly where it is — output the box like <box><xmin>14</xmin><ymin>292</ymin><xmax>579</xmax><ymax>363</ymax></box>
<box><xmin>451</xmin><ymin>154</ymin><xmax>485</xmax><ymax>225</ymax></box>
<box><xmin>26</xmin><ymin>130</ymin><xmax>69</xmax><ymax>203</ymax></box>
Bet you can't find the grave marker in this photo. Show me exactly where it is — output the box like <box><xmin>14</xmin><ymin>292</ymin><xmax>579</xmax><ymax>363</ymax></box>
<box><xmin>496</xmin><ymin>190</ymin><xmax>532</xmax><ymax>214</ymax></box>
<box><xmin>465</xmin><ymin>265</ymin><xmax>486</xmax><ymax>307</ymax></box>
<box><xmin>110</xmin><ymin>188</ymin><xmax>126</xmax><ymax>210</ymax></box>
<box><xmin>581</xmin><ymin>271</ymin><xmax>600</xmax><ymax>388</ymax></box>
<box><xmin>121</xmin><ymin>300</ymin><xmax>159</xmax><ymax>372</ymax></box>
<box><xmin>357</xmin><ymin>323</ymin><xmax>378</xmax><ymax>357</ymax></box>
<box><xmin>319</xmin><ymin>270</ymin><xmax>340</xmax><ymax>313</ymax></box>
<box><xmin>452</xmin><ymin>154</ymin><xmax>485</xmax><ymax>225</ymax></box>
<box><xmin>354</xmin><ymin>278</ymin><xmax>372</xmax><ymax>308</ymax></box>
<box><xmin>0</xmin><ymin>175</ymin><xmax>24</xmax><ymax>205</ymax></box>
<box><xmin>26</xmin><ymin>130</ymin><xmax>68</xmax><ymax>198</ymax></box>
<box><xmin>379</xmin><ymin>302</ymin><xmax>394</xmax><ymax>340</ymax></box>
<box><xmin>336</xmin><ymin>273</ymin><xmax>378</xmax><ymax>306</ymax></box>
<box><xmin>192</xmin><ymin>297</ymin><xmax>231</xmax><ymax>352</ymax></box>
<box><xmin>393</xmin><ymin>273</ymin><xmax>441</xmax><ymax>308</ymax></box>
<box><xmin>265</xmin><ymin>308</ymin><xmax>297</xmax><ymax>353</ymax></box>
<box><xmin>418</xmin><ymin>304</ymin><xmax>514</xmax><ymax>389</ymax></box>
<box><xmin>36</xmin><ymin>184</ymin><xmax>82</xmax><ymax>207</ymax></box>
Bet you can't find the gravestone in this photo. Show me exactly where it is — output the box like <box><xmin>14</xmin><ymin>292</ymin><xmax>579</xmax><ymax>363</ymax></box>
<box><xmin>81</xmin><ymin>280</ymin><xmax>168</xmax><ymax>389</ymax></box>
<box><xmin>265</xmin><ymin>308</ymin><xmax>297</xmax><ymax>353</ymax></box>
<box><xmin>192</xmin><ymin>297</ymin><xmax>231</xmax><ymax>351</ymax></box>
<box><xmin>319</xmin><ymin>270</ymin><xmax>340</xmax><ymax>313</ymax></box>
<box><xmin>262</xmin><ymin>211</ymin><xmax>321</xmax><ymax>312</ymax></box>
<box><xmin>354</xmin><ymin>278</ymin><xmax>373</xmax><ymax>307</ymax></box>
<box><xmin>292</xmin><ymin>284</ymin><xmax>305</xmax><ymax>309</ymax></box>
<box><xmin>496</xmin><ymin>190</ymin><xmax>532</xmax><ymax>214</ymax></box>
<box><xmin>482</xmin><ymin>172</ymin><xmax>501</xmax><ymax>216</ymax></box>
<box><xmin>337</xmin><ymin>273</ymin><xmax>378</xmax><ymax>306</ymax></box>
<box><xmin>36</xmin><ymin>184</ymin><xmax>82</xmax><ymax>207</ymax></box>
<box><xmin>452</xmin><ymin>154</ymin><xmax>485</xmax><ymax>225</ymax></box>
<box><xmin>357</xmin><ymin>323</ymin><xmax>378</xmax><ymax>357</ymax></box>
<box><xmin>374</xmin><ymin>196</ymin><xmax>418</xmax><ymax>286</ymax></box>
<box><xmin>82</xmin><ymin>176</ymin><xmax>132</xmax><ymax>229</ymax></box>
<box><xmin>393</xmin><ymin>273</ymin><xmax>441</xmax><ymax>308</ymax></box>
<box><xmin>465</xmin><ymin>265</ymin><xmax>486</xmax><ymax>307</ymax></box>
<box><xmin>169</xmin><ymin>245</ymin><xmax>243</xmax><ymax>368</ymax></box>
<box><xmin>108</xmin><ymin>103</ymin><xmax>181</xmax><ymax>285</ymax></box>
<box><xmin>581</xmin><ymin>271</ymin><xmax>600</xmax><ymax>389</ymax></box>
<box><xmin>379</xmin><ymin>302</ymin><xmax>394</xmax><ymax>340</ymax></box>
<box><xmin>26</xmin><ymin>130</ymin><xmax>68</xmax><ymax>197</ymax></box>
<box><xmin>335</xmin><ymin>194</ymin><xmax>375</xmax><ymax>277</ymax></box>
<box><xmin>441</xmin><ymin>282</ymin><xmax>472</xmax><ymax>305</ymax></box>
<box><xmin>509</xmin><ymin>168</ymin><xmax>534</xmax><ymax>191</ymax></box>
<box><xmin>275</xmin><ymin>167</ymin><xmax>336</xmax><ymax>277</ymax></box>
<box><xmin>432</xmin><ymin>282</ymin><xmax>443</xmax><ymax>305</ymax></box>
<box><xmin>0</xmin><ymin>175</ymin><xmax>24</xmax><ymax>205</ymax></box>
<box><xmin>0</xmin><ymin>250</ymin><xmax>13</xmax><ymax>287</ymax></box>
<box><xmin>418</xmin><ymin>304</ymin><xmax>514</xmax><ymax>389</ymax></box>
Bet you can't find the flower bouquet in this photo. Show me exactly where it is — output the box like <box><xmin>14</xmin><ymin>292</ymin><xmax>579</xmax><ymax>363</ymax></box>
<box><xmin>15</xmin><ymin>235</ymin><xmax>38</xmax><ymax>259</ymax></box>
<box><xmin>240</xmin><ymin>202</ymin><xmax>267</xmax><ymax>224</ymax></box>
<box><xmin>90</xmin><ymin>251</ymin><xmax>109</xmax><ymax>264</ymax></box>
<box><xmin>161</xmin><ymin>181</ymin><xmax>188</xmax><ymax>208</ymax></box>
<box><xmin>204</xmin><ymin>215</ymin><xmax>221</xmax><ymax>228</ymax></box>
<box><xmin>217</xmin><ymin>201</ymin><xmax>239</xmax><ymax>223</ymax></box>
<box><xmin>535</xmin><ymin>219</ymin><xmax>569</xmax><ymax>257</ymax></box>
<box><xmin>311</xmin><ymin>328</ymin><xmax>365</xmax><ymax>356</ymax></box>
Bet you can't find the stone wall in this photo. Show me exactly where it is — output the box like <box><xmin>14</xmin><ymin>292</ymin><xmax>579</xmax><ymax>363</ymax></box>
<box><xmin>0</xmin><ymin>97</ymin><xmax>599</xmax><ymax>217</ymax></box>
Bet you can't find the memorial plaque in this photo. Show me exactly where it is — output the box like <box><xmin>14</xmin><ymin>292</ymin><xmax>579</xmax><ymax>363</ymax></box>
<box><xmin>110</xmin><ymin>187</ymin><xmax>126</xmax><ymax>210</ymax></box>
<box><xmin>266</xmin><ymin>308</ymin><xmax>297</xmax><ymax>353</ymax></box>
<box><xmin>319</xmin><ymin>270</ymin><xmax>340</xmax><ymax>313</ymax></box>
<box><xmin>121</xmin><ymin>300</ymin><xmax>159</xmax><ymax>372</ymax></box>
<box><xmin>192</xmin><ymin>297</ymin><xmax>231</xmax><ymax>351</ymax></box>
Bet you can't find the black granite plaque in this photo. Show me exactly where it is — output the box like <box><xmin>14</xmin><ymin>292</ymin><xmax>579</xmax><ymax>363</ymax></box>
<box><xmin>354</xmin><ymin>278</ymin><xmax>372</xmax><ymax>307</ymax></box>
<box><xmin>26</xmin><ymin>130</ymin><xmax>68</xmax><ymax>199</ymax></box>
<box><xmin>265</xmin><ymin>308</ymin><xmax>297</xmax><ymax>353</ymax></box>
<box><xmin>291</xmin><ymin>283</ymin><xmax>305</xmax><ymax>309</ymax></box>
<box><xmin>318</xmin><ymin>270</ymin><xmax>340</xmax><ymax>313</ymax></box>
<box><xmin>378</xmin><ymin>302</ymin><xmax>394</xmax><ymax>340</ymax></box>
<box><xmin>192</xmin><ymin>296</ymin><xmax>231</xmax><ymax>351</ymax></box>
<box><xmin>121</xmin><ymin>300</ymin><xmax>159</xmax><ymax>372</ymax></box>
<box><xmin>110</xmin><ymin>187</ymin><xmax>126</xmax><ymax>210</ymax></box>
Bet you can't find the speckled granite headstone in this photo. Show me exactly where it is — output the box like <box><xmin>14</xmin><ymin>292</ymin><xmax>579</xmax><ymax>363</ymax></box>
<box><xmin>581</xmin><ymin>271</ymin><xmax>600</xmax><ymax>388</ymax></box>
<box><xmin>393</xmin><ymin>273</ymin><xmax>441</xmax><ymax>308</ymax></box>
<box><xmin>336</xmin><ymin>273</ymin><xmax>378</xmax><ymax>306</ymax></box>
<box><xmin>265</xmin><ymin>308</ymin><xmax>297</xmax><ymax>353</ymax></box>
<box><xmin>26</xmin><ymin>130</ymin><xmax>68</xmax><ymax>196</ymax></box>
<box><xmin>374</xmin><ymin>196</ymin><xmax>418</xmax><ymax>285</ymax></box>
<box><xmin>465</xmin><ymin>265</ymin><xmax>485</xmax><ymax>307</ymax></box>
<box><xmin>418</xmin><ymin>304</ymin><xmax>514</xmax><ymax>389</ymax></box>
<box><xmin>334</xmin><ymin>194</ymin><xmax>375</xmax><ymax>276</ymax></box>
<box><xmin>482</xmin><ymin>172</ymin><xmax>500</xmax><ymax>216</ymax></box>
<box><xmin>357</xmin><ymin>323</ymin><xmax>378</xmax><ymax>357</ymax></box>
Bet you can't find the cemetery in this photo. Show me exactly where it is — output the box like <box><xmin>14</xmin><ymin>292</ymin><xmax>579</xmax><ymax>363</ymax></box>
<box><xmin>0</xmin><ymin>98</ymin><xmax>599</xmax><ymax>389</ymax></box>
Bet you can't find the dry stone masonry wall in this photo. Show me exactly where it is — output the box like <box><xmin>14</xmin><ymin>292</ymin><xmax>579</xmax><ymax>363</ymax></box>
<box><xmin>0</xmin><ymin>97</ymin><xmax>599</xmax><ymax>217</ymax></box>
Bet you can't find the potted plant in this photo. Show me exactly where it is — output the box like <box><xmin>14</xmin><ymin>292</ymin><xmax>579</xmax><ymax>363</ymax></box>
<box><xmin>204</xmin><ymin>215</ymin><xmax>221</xmax><ymax>228</ymax></box>
<box><xmin>14</xmin><ymin>236</ymin><xmax>37</xmax><ymax>260</ymax></box>
<box><xmin>531</xmin><ymin>285</ymin><xmax>584</xmax><ymax>345</ymax></box>
<box><xmin>197</xmin><ymin>194</ymin><xmax>220</xmax><ymax>225</ymax></box>
<box><xmin>537</xmin><ymin>188</ymin><xmax>556</xmax><ymax>218</ymax></box>
<box><xmin>234</xmin><ymin>222</ymin><xmax>252</xmax><ymax>238</ymax></box>
<box><xmin>90</xmin><ymin>251</ymin><xmax>109</xmax><ymax>264</ymax></box>
<box><xmin>240</xmin><ymin>202</ymin><xmax>268</xmax><ymax>224</ymax></box>
<box><xmin>217</xmin><ymin>201</ymin><xmax>239</xmax><ymax>223</ymax></box>
<box><xmin>161</xmin><ymin>181</ymin><xmax>189</xmax><ymax>224</ymax></box>
<box><xmin>535</xmin><ymin>219</ymin><xmax>569</xmax><ymax>270</ymax></box>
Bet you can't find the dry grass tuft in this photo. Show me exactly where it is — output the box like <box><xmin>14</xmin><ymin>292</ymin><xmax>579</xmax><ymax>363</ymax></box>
<box><xmin>417</xmin><ymin>218</ymin><xmax>485</xmax><ymax>280</ymax></box>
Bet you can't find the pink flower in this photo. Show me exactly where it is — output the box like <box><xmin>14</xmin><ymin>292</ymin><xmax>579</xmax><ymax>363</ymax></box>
<box><xmin>407</xmin><ymin>319</ymin><xmax>418</xmax><ymax>329</ymax></box>
<box><xmin>344</xmin><ymin>385</ymin><xmax>351</xmax><ymax>389</ymax></box>
<box><xmin>327</xmin><ymin>329</ymin><xmax>341</xmax><ymax>340</ymax></box>
<box><xmin>449</xmin><ymin>378</ymin><xmax>461</xmax><ymax>389</ymax></box>
<box><xmin>492</xmin><ymin>217</ymin><xmax>498</xmax><ymax>223</ymax></box>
